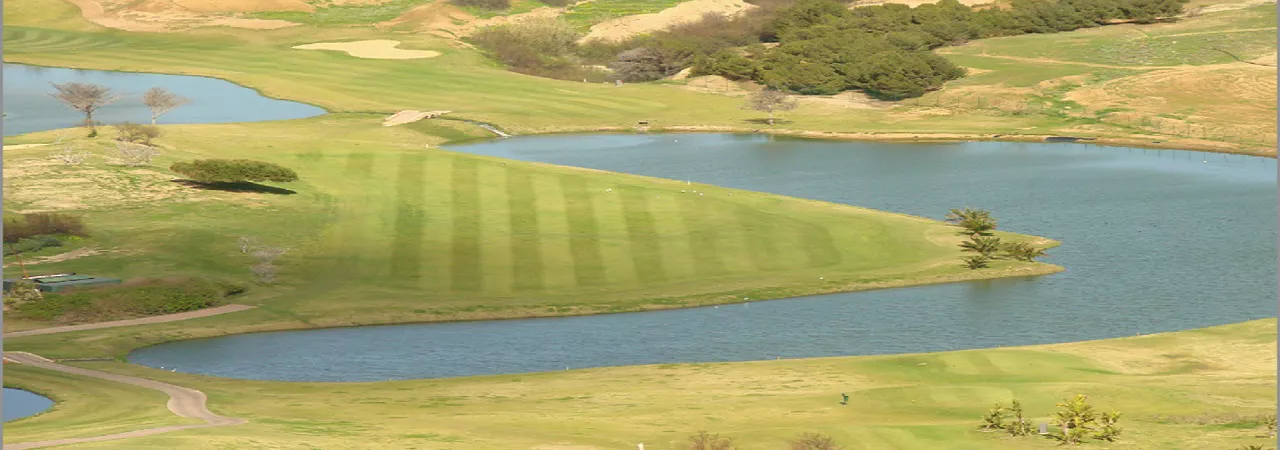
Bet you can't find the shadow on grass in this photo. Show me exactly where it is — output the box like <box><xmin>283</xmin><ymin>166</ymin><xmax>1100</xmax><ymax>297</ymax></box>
<box><xmin>172</xmin><ymin>180</ymin><xmax>297</xmax><ymax>195</ymax></box>
<box><xmin>743</xmin><ymin>118</ymin><xmax>795</xmax><ymax>126</ymax></box>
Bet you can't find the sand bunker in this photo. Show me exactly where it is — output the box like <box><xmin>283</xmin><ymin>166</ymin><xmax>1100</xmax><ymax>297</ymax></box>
<box><xmin>383</xmin><ymin>110</ymin><xmax>452</xmax><ymax>126</ymax></box>
<box><xmin>293</xmin><ymin>40</ymin><xmax>442</xmax><ymax>60</ymax></box>
<box><xmin>582</xmin><ymin>0</ymin><xmax>756</xmax><ymax>43</ymax></box>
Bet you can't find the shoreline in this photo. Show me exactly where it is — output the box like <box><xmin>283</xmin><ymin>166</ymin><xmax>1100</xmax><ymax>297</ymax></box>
<box><xmin>4</xmin><ymin>59</ymin><xmax>1272</xmax><ymax>158</ymax></box>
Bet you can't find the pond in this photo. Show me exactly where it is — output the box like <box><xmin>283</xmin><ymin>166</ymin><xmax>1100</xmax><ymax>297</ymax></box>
<box><xmin>2</xmin><ymin>63</ymin><xmax>326</xmax><ymax>136</ymax></box>
<box><xmin>4</xmin><ymin>388</ymin><xmax>54</xmax><ymax>422</ymax></box>
<box><xmin>129</xmin><ymin>134</ymin><xmax>1278</xmax><ymax>382</ymax></box>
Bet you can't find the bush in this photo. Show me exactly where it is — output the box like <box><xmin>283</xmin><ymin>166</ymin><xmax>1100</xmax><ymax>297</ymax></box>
<box><xmin>789</xmin><ymin>432</ymin><xmax>841</xmax><ymax>449</ymax></box>
<box><xmin>11</xmin><ymin>278</ymin><xmax>246</xmax><ymax>323</ymax></box>
<box><xmin>114</xmin><ymin>122</ymin><xmax>161</xmax><ymax>145</ymax></box>
<box><xmin>3</xmin><ymin>235</ymin><xmax>63</xmax><ymax>256</ymax></box>
<box><xmin>540</xmin><ymin>0</ymin><xmax>572</xmax><ymax>6</ymax></box>
<box><xmin>453</xmin><ymin>0</ymin><xmax>511</xmax><ymax>9</ymax></box>
<box><xmin>170</xmin><ymin>159</ymin><xmax>299</xmax><ymax>184</ymax></box>
<box><xmin>3</xmin><ymin>213</ymin><xmax>88</xmax><ymax>243</ymax></box>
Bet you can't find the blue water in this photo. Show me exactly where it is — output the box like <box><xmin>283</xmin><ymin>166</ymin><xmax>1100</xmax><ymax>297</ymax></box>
<box><xmin>4</xmin><ymin>388</ymin><xmax>54</xmax><ymax>422</ymax></box>
<box><xmin>2</xmin><ymin>63</ymin><xmax>326</xmax><ymax>136</ymax></box>
<box><xmin>129</xmin><ymin>134</ymin><xmax>1278</xmax><ymax>382</ymax></box>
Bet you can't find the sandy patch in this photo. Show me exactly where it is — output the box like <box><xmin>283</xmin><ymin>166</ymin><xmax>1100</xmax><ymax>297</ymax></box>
<box><xmin>64</xmin><ymin>0</ymin><xmax>301</xmax><ymax>32</ymax></box>
<box><xmin>581</xmin><ymin>0</ymin><xmax>757</xmax><ymax>43</ymax></box>
<box><xmin>796</xmin><ymin>91</ymin><xmax>892</xmax><ymax>110</ymax></box>
<box><xmin>293</xmin><ymin>40</ymin><xmax>442</xmax><ymax>59</ymax></box>
<box><xmin>3</xmin><ymin>248</ymin><xmax>104</xmax><ymax>268</ymax></box>
<box><xmin>383</xmin><ymin>110</ymin><xmax>452</xmax><ymax>126</ymax></box>
<box><xmin>380</xmin><ymin>3</ymin><xmax>563</xmax><ymax>40</ymax></box>
<box><xmin>678</xmin><ymin>75</ymin><xmax>761</xmax><ymax>96</ymax></box>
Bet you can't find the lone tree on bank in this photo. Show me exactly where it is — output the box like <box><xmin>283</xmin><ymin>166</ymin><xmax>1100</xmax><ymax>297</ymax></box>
<box><xmin>49</xmin><ymin>82</ymin><xmax>121</xmax><ymax>136</ymax></box>
<box><xmin>142</xmin><ymin>87</ymin><xmax>189</xmax><ymax>125</ymax></box>
<box><xmin>745</xmin><ymin>88</ymin><xmax>797</xmax><ymax>126</ymax></box>
<box><xmin>171</xmin><ymin>159</ymin><xmax>298</xmax><ymax>185</ymax></box>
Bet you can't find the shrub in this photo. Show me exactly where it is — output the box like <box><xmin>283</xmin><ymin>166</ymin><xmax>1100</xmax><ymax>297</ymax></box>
<box><xmin>1003</xmin><ymin>241</ymin><xmax>1046</xmax><ymax>261</ymax></box>
<box><xmin>453</xmin><ymin>0</ymin><xmax>511</xmax><ymax>9</ymax></box>
<box><xmin>114</xmin><ymin>122</ymin><xmax>161</xmax><ymax>145</ymax></box>
<box><xmin>963</xmin><ymin>255</ymin><xmax>990</xmax><ymax>269</ymax></box>
<box><xmin>540</xmin><ymin>0</ymin><xmax>572</xmax><ymax>6</ymax></box>
<box><xmin>11</xmin><ymin>278</ymin><xmax>246</xmax><ymax>323</ymax></box>
<box><xmin>687</xmin><ymin>431</ymin><xmax>736</xmax><ymax>450</ymax></box>
<box><xmin>170</xmin><ymin>159</ymin><xmax>299</xmax><ymax>184</ymax></box>
<box><xmin>789</xmin><ymin>432</ymin><xmax>841</xmax><ymax>449</ymax></box>
<box><xmin>4</xmin><ymin>213</ymin><xmax>87</xmax><ymax>243</ymax></box>
<box><xmin>3</xmin><ymin>235</ymin><xmax>63</xmax><ymax>256</ymax></box>
<box><xmin>980</xmin><ymin>401</ymin><xmax>1006</xmax><ymax>431</ymax></box>
<box><xmin>1005</xmin><ymin>399</ymin><xmax>1035</xmax><ymax>436</ymax></box>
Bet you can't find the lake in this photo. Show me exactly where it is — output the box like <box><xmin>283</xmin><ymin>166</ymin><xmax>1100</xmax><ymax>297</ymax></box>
<box><xmin>4</xmin><ymin>388</ymin><xmax>53</xmax><ymax>422</ymax></box>
<box><xmin>129</xmin><ymin>134</ymin><xmax>1278</xmax><ymax>382</ymax></box>
<box><xmin>2</xmin><ymin>63</ymin><xmax>325</xmax><ymax>136</ymax></box>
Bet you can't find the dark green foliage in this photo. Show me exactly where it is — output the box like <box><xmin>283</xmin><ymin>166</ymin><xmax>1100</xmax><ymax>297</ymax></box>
<box><xmin>11</xmin><ymin>278</ymin><xmax>246</xmax><ymax>323</ymax></box>
<box><xmin>1003</xmin><ymin>241</ymin><xmax>1047</xmax><ymax>261</ymax></box>
<box><xmin>946</xmin><ymin>207</ymin><xmax>997</xmax><ymax>236</ymax></box>
<box><xmin>114</xmin><ymin>122</ymin><xmax>161</xmax><ymax>145</ymax></box>
<box><xmin>3</xmin><ymin>235</ymin><xmax>63</xmax><ymax>256</ymax></box>
<box><xmin>3</xmin><ymin>212</ymin><xmax>88</xmax><ymax>243</ymax></box>
<box><xmin>692</xmin><ymin>49</ymin><xmax>760</xmax><ymax>80</ymax></box>
<box><xmin>959</xmin><ymin>236</ymin><xmax>1001</xmax><ymax>258</ymax></box>
<box><xmin>453</xmin><ymin>0</ymin><xmax>511</xmax><ymax>10</ymax></box>
<box><xmin>469</xmin><ymin>18</ymin><xmax>609</xmax><ymax>81</ymax></box>
<box><xmin>540</xmin><ymin>0</ymin><xmax>572</xmax><ymax>5</ymax></box>
<box><xmin>963</xmin><ymin>255</ymin><xmax>990</xmax><ymax>269</ymax></box>
<box><xmin>170</xmin><ymin>159</ymin><xmax>299</xmax><ymax>184</ymax></box>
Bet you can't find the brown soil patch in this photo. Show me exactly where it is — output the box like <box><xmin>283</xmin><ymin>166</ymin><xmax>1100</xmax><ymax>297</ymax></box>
<box><xmin>678</xmin><ymin>75</ymin><xmax>761</xmax><ymax>96</ymax></box>
<box><xmin>581</xmin><ymin>0</ymin><xmax>756</xmax><ymax>43</ymax></box>
<box><xmin>3</xmin><ymin>152</ymin><xmax>197</xmax><ymax>213</ymax></box>
<box><xmin>64</xmin><ymin>0</ymin><xmax>300</xmax><ymax>32</ymax></box>
<box><xmin>293</xmin><ymin>40</ymin><xmax>443</xmax><ymax>59</ymax></box>
<box><xmin>796</xmin><ymin>91</ymin><xmax>892</xmax><ymax>110</ymax></box>
<box><xmin>381</xmin><ymin>2</ymin><xmax>563</xmax><ymax>39</ymax></box>
<box><xmin>3</xmin><ymin>144</ymin><xmax>51</xmax><ymax>151</ymax></box>
<box><xmin>3</xmin><ymin>248</ymin><xmax>104</xmax><ymax>268</ymax></box>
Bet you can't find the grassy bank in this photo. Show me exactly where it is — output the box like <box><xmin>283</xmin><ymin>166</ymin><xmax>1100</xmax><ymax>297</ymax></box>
<box><xmin>6</xmin><ymin>319</ymin><xmax>1275</xmax><ymax>449</ymax></box>
<box><xmin>2</xmin><ymin>115</ymin><xmax>1060</xmax><ymax>359</ymax></box>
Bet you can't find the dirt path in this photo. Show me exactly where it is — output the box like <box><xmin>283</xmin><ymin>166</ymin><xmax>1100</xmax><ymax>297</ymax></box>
<box><xmin>3</xmin><ymin>352</ymin><xmax>246</xmax><ymax>450</ymax></box>
<box><xmin>3</xmin><ymin>304</ymin><xmax>257</xmax><ymax>338</ymax></box>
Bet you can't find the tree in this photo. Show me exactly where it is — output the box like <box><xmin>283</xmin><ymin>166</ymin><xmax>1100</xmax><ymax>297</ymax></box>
<box><xmin>744</xmin><ymin>88</ymin><xmax>798</xmax><ymax>125</ymax></box>
<box><xmin>115</xmin><ymin>141</ymin><xmax>160</xmax><ymax>167</ymax></box>
<box><xmin>610</xmin><ymin>47</ymin><xmax>683</xmax><ymax>82</ymax></box>
<box><xmin>239</xmin><ymin>237</ymin><xmax>288</xmax><ymax>285</ymax></box>
<box><xmin>945</xmin><ymin>208</ymin><xmax>997</xmax><ymax>236</ymax></box>
<box><xmin>49</xmin><ymin>82</ymin><xmax>121</xmax><ymax>136</ymax></box>
<box><xmin>960</xmin><ymin>236</ymin><xmax>1002</xmax><ymax>257</ymax></box>
<box><xmin>170</xmin><ymin>159</ymin><xmax>299</xmax><ymax>184</ymax></box>
<box><xmin>963</xmin><ymin>255</ymin><xmax>990</xmax><ymax>269</ymax></box>
<box><xmin>1093</xmin><ymin>410</ymin><xmax>1121</xmax><ymax>442</ymax></box>
<box><xmin>50</xmin><ymin>133</ymin><xmax>92</xmax><ymax>165</ymax></box>
<box><xmin>1051</xmin><ymin>394</ymin><xmax>1097</xmax><ymax>445</ymax></box>
<box><xmin>687</xmin><ymin>431</ymin><xmax>736</xmax><ymax>450</ymax></box>
<box><xmin>1005</xmin><ymin>399</ymin><xmax>1035</xmax><ymax>436</ymax></box>
<box><xmin>115</xmin><ymin>122</ymin><xmax>162</xmax><ymax>145</ymax></box>
<box><xmin>789</xmin><ymin>432</ymin><xmax>841</xmax><ymax>450</ymax></box>
<box><xmin>979</xmin><ymin>402</ymin><xmax>1006</xmax><ymax>431</ymax></box>
<box><xmin>1002</xmin><ymin>241</ymin><xmax>1046</xmax><ymax>261</ymax></box>
<box><xmin>142</xmin><ymin>87</ymin><xmax>190</xmax><ymax>125</ymax></box>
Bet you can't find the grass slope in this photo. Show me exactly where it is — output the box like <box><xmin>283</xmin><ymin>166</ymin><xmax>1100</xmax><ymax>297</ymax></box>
<box><xmin>3</xmin><ymin>364</ymin><xmax>198</xmax><ymax>443</ymax></box>
<box><xmin>6</xmin><ymin>319</ymin><xmax>1275</xmax><ymax>449</ymax></box>
<box><xmin>1</xmin><ymin>115</ymin><xmax>1057</xmax><ymax>358</ymax></box>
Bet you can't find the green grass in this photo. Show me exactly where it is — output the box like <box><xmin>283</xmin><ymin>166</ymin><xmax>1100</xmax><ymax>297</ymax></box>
<box><xmin>944</xmin><ymin>5</ymin><xmax>1278</xmax><ymax>67</ymax></box>
<box><xmin>247</xmin><ymin>0</ymin><xmax>435</xmax><ymax>26</ymax></box>
<box><xmin>6</xmin><ymin>320</ymin><xmax>1274</xmax><ymax>449</ymax></box>
<box><xmin>563</xmin><ymin>0</ymin><xmax>691</xmax><ymax>27</ymax></box>
<box><xmin>2</xmin><ymin>115</ymin><xmax>1059</xmax><ymax>359</ymax></box>
<box><xmin>3</xmin><ymin>364</ymin><xmax>198</xmax><ymax>444</ymax></box>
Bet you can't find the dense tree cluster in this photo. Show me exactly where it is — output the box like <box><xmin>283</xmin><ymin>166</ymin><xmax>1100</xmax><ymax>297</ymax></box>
<box><xmin>471</xmin><ymin>0</ymin><xmax>1186</xmax><ymax>99</ymax></box>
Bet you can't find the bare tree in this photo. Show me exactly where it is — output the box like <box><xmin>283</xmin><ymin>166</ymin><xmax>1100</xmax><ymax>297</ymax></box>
<box><xmin>238</xmin><ymin>236</ymin><xmax>261</xmax><ymax>254</ymax></box>
<box><xmin>250</xmin><ymin>262</ymin><xmax>279</xmax><ymax>284</ymax></box>
<box><xmin>48</xmin><ymin>132</ymin><xmax>92</xmax><ymax>165</ymax></box>
<box><xmin>142</xmin><ymin>87</ymin><xmax>189</xmax><ymax>125</ymax></box>
<box><xmin>49</xmin><ymin>82</ymin><xmax>121</xmax><ymax>135</ymax></box>
<box><xmin>252</xmin><ymin>246</ymin><xmax>289</xmax><ymax>264</ymax></box>
<box><xmin>238</xmin><ymin>237</ymin><xmax>288</xmax><ymax>284</ymax></box>
<box><xmin>115</xmin><ymin>141</ymin><xmax>159</xmax><ymax>167</ymax></box>
<box><xmin>789</xmin><ymin>433</ymin><xmax>841</xmax><ymax>450</ymax></box>
<box><xmin>744</xmin><ymin>89</ymin><xmax>797</xmax><ymax>126</ymax></box>
<box><xmin>687</xmin><ymin>431</ymin><xmax>735</xmax><ymax>450</ymax></box>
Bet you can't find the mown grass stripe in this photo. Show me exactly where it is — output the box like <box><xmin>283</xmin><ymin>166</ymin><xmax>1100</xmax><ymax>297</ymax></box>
<box><xmin>589</xmin><ymin>183</ymin><xmax>638</xmax><ymax>287</ymax></box>
<box><xmin>476</xmin><ymin>162</ymin><xmax>513</xmax><ymax>295</ymax></box>
<box><xmin>389</xmin><ymin>152</ymin><xmax>427</xmax><ymax>283</ymax></box>
<box><xmin>420</xmin><ymin>154</ymin><xmax>454</xmax><ymax>291</ymax></box>
<box><xmin>734</xmin><ymin>206</ymin><xmax>783</xmax><ymax>272</ymax></box>
<box><xmin>506</xmin><ymin>169</ymin><xmax>545</xmax><ymax>291</ymax></box>
<box><xmin>559</xmin><ymin>175</ymin><xmax>607</xmax><ymax>287</ymax></box>
<box><xmin>618</xmin><ymin>186</ymin><xmax>666</xmax><ymax>284</ymax></box>
<box><xmin>531</xmin><ymin>175</ymin><xmax>576</xmax><ymax>290</ymax></box>
<box><xmin>450</xmin><ymin>156</ymin><xmax>483</xmax><ymax>292</ymax></box>
<box><xmin>678</xmin><ymin>196</ymin><xmax>727</xmax><ymax>278</ymax></box>
<box><xmin>647</xmin><ymin>191</ymin><xmax>695</xmax><ymax>282</ymax></box>
<box><xmin>798</xmin><ymin>220</ymin><xmax>843</xmax><ymax>268</ymax></box>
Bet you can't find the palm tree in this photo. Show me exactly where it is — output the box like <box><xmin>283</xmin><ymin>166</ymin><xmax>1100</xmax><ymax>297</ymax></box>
<box><xmin>1051</xmin><ymin>394</ymin><xmax>1097</xmax><ymax>445</ymax></box>
<box><xmin>1002</xmin><ymin>242</ymin><xmax>1046</xmax><ymax>261</ymax></box>
<box><xmin>946</xmin><ymin>208</ymin><xmax>998</xmax><ymax>235</ymax></box>
<box><xmin>961</xmin><ymin>236</ymin><xmax>1002</xmax><ymax>257</ymax></box>
<box><xmin>963</xmin><ymin>255</ymin><xmax>990</xmax><ymax>270</ymax></box>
